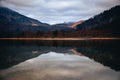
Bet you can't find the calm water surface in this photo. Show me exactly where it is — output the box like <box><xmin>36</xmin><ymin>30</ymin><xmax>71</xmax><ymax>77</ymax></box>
<box><xmin>0</xmin><ymin>40</ymin><xmax>120</xmax><ymax>80</ymax></box>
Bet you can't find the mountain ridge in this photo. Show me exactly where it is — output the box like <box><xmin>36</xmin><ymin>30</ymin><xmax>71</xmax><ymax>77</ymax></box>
<box><xmin>0</xmin><ymin>6</ymin><xmax>74</xmax><ymax>34</ymax></box>
<box><xmin>76</xmin><ymin>5</ymin><xmax>120</xmax><ymax>30</ymax></box>
<box><xmin>0</xmin><ymin>5</ymin><xmax>120</xmax><ymax>37</ymax></box>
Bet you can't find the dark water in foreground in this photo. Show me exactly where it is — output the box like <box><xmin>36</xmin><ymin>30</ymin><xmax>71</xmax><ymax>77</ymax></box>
<box><xmin>0</xmin><ymin>40</ymin><xmax>120</xmax><ymax>80</ymax></box>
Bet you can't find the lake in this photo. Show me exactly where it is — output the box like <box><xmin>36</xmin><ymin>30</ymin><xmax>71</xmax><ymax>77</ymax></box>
<box><xmin>0</xmin><ymin>40</ymin><xmax>120</xmax><ymax>80</ymax></box>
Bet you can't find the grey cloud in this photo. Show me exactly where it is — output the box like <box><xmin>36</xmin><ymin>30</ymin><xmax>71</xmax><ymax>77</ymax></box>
<box><xmin>4</xmin><ymin>0</ymin><xmax>44</xmax><ymax>7</ymax></box>
<box><xmin>0</xmin><ymin>0</ymin><xmax>120</xmax><ymax>24</ymax></box>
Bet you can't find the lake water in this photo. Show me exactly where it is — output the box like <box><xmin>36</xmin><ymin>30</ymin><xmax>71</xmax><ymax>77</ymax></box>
<box><xmin>0</xmin><ymin>40</ymin><xmax>120</xmax><ymax>80</ymax></box>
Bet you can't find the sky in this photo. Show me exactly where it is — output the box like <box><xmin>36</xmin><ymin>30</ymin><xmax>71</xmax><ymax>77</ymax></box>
<box><xmin>0</xmin><ymin>0</ymin><xmax>120</xmax><ymax>24</ymax></box>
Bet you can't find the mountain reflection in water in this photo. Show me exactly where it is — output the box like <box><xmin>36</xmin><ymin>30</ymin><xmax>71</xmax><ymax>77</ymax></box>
<box><xmin>0</xmin><ymin>52</ymin><xmax>120</xmax><ymax>80</ymax></box>
<box><xmin>0</xmin><ymin>40</ymin><xmax>120</xmax><ymax>80</ymax></box>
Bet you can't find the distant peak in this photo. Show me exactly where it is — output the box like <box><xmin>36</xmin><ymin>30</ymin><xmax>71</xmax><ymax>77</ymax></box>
<box><xmin>68</xmin><ymin>20</ymin><xmax>84</xmax><ymax>28</ymax></box>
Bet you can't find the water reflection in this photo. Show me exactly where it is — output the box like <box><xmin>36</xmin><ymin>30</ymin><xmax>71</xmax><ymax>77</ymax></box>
<box><xmin>0</xmin><ymin>40</ymin><xmax>120</xmax><ymax>71</ymax></box>
<box><xmin>0</xmin><ymin>40</ymin><xmax>120</xmax><ymax>80</ymax></box>
<box><xmin>0</xmin><ymin>52</ymin><xmax>120</xmax><ymax>80</ymax></box>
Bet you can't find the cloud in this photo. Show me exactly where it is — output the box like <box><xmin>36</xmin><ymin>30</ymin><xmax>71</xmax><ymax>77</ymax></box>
<box><xmin>0</xmin><ymin>0</ymin><xmax>120</xmax><ymax>24</ymax></box>
<box><xmin>1</xmin><ymin>0</ymin><xmax>44</xmax><ymax>7</ymax></box>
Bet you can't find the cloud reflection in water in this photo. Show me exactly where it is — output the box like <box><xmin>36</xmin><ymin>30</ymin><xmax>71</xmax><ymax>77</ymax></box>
<box><xmin>0</xmin><ymin>52</ymin><xmax>120</xmax><ymax>80</ymax></box>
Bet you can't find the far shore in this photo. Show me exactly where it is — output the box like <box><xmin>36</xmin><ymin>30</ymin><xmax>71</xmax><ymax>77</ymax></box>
<box><xmin>0</xmin><ymin>37</ymin><xmax>120</xmax><ymax>41</ymax></box>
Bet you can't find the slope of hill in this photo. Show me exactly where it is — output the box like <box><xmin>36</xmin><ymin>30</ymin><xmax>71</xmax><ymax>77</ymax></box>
<box><xmin>0</xmin><ymin>7</ymin><xmax>50</xmax><ymax>35</ymax></box>
<box><xmin>0</xmin><ymin>6</ymin><xmax>120</xmax><ymax>38</ymax></box>
<box><xmin>76</xmin><ymin>5</ymin><xmax>120</xmax><ymax>36</ymax></box>
<box><xmin>51</xmin><ymin>23</ymin><xmax>74</xmax><ymax>31</ymax></box>
<box><xmin>68</xmin><ymin>20</ymin><xmax>84</xmax><ymax>29</ymax></box>
<box><xmin>0</xmin><ymin>7</ymin><xmax>44</xmax><ymax>25</ymax></box>
<box><xmin>0</xmin><ymin>7</ymin><xmax>74</xmax><ymax>37</ymax></box>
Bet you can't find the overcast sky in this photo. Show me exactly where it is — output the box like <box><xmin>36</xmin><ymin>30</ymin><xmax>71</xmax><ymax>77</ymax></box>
<box><xmin>0</xmin><ymin>0</ymin><xmax>120</xmax><ymax>24</ymax></box>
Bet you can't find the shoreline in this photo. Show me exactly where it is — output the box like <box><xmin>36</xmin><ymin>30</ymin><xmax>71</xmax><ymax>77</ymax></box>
<box><xmin>0</xmin><ymin>37</ymin><xmax>120</xmax><ymax>41</ymax></box>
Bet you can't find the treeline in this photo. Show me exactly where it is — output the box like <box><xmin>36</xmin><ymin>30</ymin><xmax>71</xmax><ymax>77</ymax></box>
<box><xmin>0</xmin><ymin>29</ymin><xmax>114</xmax><ymax>38</ymax></box>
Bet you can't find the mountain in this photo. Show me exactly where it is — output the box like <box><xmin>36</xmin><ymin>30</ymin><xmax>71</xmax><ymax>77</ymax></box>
<box><xmin>51</xmin><ymin>23</ymin><xmax>74</xmax><ymax>31</ymax></box>
<box><xmin>0</xmin><ymin>7</ymin><xmax>75</xmax><ymax>37</ymax></box>
<box><xmin>76</xmin><ymin>5</ymin><xmax>120</xmax><ymax>36</ymax></box>
<box><xmin>0</xmin><ymin>7</ymin><xmax>50</xmax><ymax>36</ymax></box>
<box><xmin>0</xmin><ymin>6</ymin><xmax>120</xmax><ymax>38</ymax></box>
<box><xmin>0</xmin><ymin>7</ymin><xmax>50</xmax><ymax>26</ymax></box>
<box><xmin>68</xmin><ymin>20</ymin><xmax>84</xmax><ymax>29</ymax></box>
